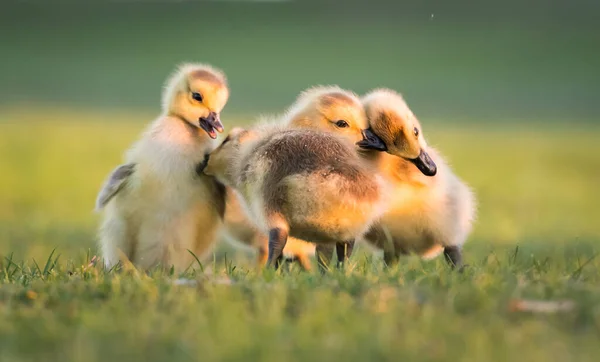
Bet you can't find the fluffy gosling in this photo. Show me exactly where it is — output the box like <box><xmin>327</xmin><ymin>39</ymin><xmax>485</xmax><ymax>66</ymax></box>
<box><xmin>204</xmin><ymin>125</ymin><xmax>388</xmax><ymax>271</ymax></box>
<box><xmin>95</xmin><ymin>63</ymin><xmax>229</xmax><ymax>271</ymax></box>
<box><xmin>357</xmin><ymin>88</ymin><xmax>476</xmax><ymax>268</ymax></box>
<box><xmin>221</xmin><ymin>86</ymin><xmax>369</xmax><ymax>270</ymax></box>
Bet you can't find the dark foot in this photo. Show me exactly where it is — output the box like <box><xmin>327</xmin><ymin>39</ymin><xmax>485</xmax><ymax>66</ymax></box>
<box><xmin>267</xmin><ymin>228</ymin><xmax>288</xmax><ymax>269</ymax></box>
<box><xmin>335</xmin><ymin>240</ymin><xmax>355</xmax><ymax>269</ymax></box>
<box><xmin>383</xmin><ymin>250</ymin><xmax>399</xmax><ymax>267</ymax></box>
<box><xmin>443</xmin><ymin>245</ymin><xmax>463</xmax><ymax>269</ymax></box>
<box><xmin>316</xmin><ymin>244</ymin><xmax>335</xmax><ymax>274</ymax></box>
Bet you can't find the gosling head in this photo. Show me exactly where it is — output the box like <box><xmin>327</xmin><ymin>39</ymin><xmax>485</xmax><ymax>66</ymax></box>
<box><xmin>358</xmin><ymin>88</ymin><xmax>437</xmax><ymax>177</ymax></box>
<box><xmin>162</xmin><ymin>63</ymin><xmax>229</xmax><ymax>139</ymax></box>
<box><xmin>284</xmin><ymin>86</ymin><xmax>368</xmax><ymax>144</ymax></box>
<box><xmin>202</xmin><ymin>127</ymin><xmax>256</xmax><ymax>186</ymax></box>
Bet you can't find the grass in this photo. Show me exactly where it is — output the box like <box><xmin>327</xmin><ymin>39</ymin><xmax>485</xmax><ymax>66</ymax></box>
<box><xmin>1</xmin><ymin>108</ymin><xmax>600</xmax><ymax>361</ymax></box>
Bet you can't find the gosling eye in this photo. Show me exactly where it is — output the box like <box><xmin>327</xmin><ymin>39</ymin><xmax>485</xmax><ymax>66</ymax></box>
<box><xmin>413</xmin><ymin>127</ymin><xmax>420</xmax><ymax>137</ymax></box>
<box><xmin>192</xmin><ymin>92</ymin><xmax>203</xmax><ymax>102</ymax></box>
<box><xmin>335</xmin><ymin>120</ymin><xmax>349</xmax><ymax>128</ymax></box>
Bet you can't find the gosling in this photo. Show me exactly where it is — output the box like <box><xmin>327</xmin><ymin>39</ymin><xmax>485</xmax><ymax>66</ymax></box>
<box><xmin>204</xmin><ymin>125</ymin><xmax>388</xmax><ymax>270</ymax></box>
<box><xmin>357</xmin><ymin>88</ymin><xmax>476</xmax><ymax>268</ymax></box>
<box><xmin>221</xmin><ymin>86</ymin><xmax>369</xmax><ymax>270</ymax></box>
<box><xmin>95</xmin><ymin>63</ymin><xmax>229</xmax><ymax>271</ymax></box>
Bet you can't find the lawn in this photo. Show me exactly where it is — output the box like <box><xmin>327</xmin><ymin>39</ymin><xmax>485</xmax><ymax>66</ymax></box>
<box><xmin>1</xmin><ymin>108</ymin><xmax>599</xmax><ymax>361</ymax></box>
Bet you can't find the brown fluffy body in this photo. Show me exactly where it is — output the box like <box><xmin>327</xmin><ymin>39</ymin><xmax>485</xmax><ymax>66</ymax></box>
<box><xmin>205</xmin><ymin>125</ymin><xmax>387</xmax><ymax>268</ymax></box>
<box><xmin>220</xmin><ymin>86</ymin><xmax>369</xmax><ymax>269</ymax></box>
<box><xmin>359</xmin><ymin>89</ymin><xmax>476</xmax><ymax>265</ymax></box>
<box><xmin>96</xmin><ymin>63</ymin><xmax>229</xmax><ymax>271</ymax></box>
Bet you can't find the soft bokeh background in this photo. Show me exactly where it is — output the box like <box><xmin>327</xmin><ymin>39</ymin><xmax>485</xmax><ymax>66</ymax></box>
<box><xmin>1</xmin><ymin>0</ymin><xmax>599</xmax><ymax>262</ymax></box>
<box><xmin>2</xmin><ymin>2</ymin><xmax>600</xmax><ymax>362</ymax></box>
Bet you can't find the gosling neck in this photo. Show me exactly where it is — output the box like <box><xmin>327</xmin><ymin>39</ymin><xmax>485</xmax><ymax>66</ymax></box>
<box><xmin>166</xmin><ymin>112</ymin><xmax>206</xmax><ymax>140</ymax></box>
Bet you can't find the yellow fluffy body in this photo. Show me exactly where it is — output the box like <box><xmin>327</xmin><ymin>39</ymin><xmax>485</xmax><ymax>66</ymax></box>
<box><xmin>360</xmin><ymin>89</ymin><xmax>476</xmax><ymax>263</ymax></box>
<box><xmin>97</xmin><ymin>63</ymin><xmax>229</xmax><ymax>271</ymax></box>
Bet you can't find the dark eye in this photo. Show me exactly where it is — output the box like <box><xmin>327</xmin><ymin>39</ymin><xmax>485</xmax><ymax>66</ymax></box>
<box><xmin>192</xmin><ymin>92</ymin><xmax>203</xmax><ymax>102</ymax></box>
<box><xmin>335</xmin><ymin>120</ymin><xmax>349</xmax><ymax>128</ymax></box>
<box><xmin>413</xmin><ymin>127</ymin><xmax>419</xmax><ymax>137</ymax></box>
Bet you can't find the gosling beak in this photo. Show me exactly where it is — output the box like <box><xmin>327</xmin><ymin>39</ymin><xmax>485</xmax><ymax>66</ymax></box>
<box><xmin>356</xmin><ymin>128</ymin><xmax>387</xmax><ymax>151</ymax></box>
<box><xmin>408</xmin><ymin>149</ymin><xmax>437</xmax><ymax>176</ymax></box>
<box><xmin>196</xmin><ymin>153</ymin><xmax>210</xmax><ymax>175</ymax></box>
<box><xmin>199</xmin><ymin>112</ymin><xmax>224</xmax><ymax>139</ymax></box>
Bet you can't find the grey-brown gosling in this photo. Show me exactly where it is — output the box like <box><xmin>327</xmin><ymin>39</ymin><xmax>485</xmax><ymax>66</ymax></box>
<box><xmin>221</xmin><ymin>86</ymin><xmax>369</xmax><ymax>270</ymax></box>
<box><xmin>204</xmin><ymin>124</ymin><xmax>389</xmax><ymax>270</ymax></box>
<box><xmin>95</xmin><ymin>63</ymin><xmax>229</xmax><ymax>271</ymax></box>
<box><xmin>357</xmin><ymin>88</ymin><xmax>476</xmax><ymax>268</ymax></box>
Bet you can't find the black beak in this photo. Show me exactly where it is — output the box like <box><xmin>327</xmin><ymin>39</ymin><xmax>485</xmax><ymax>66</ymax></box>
<box><xmin>195</xmin><ymin>153</ymin><xmax>210</xmax><ymax>176</ymax></box>
<box><xmin>199</xmin><ymin>112</ymin><xmax>224</xmax><ymax>139</ymax></box>
<box><xmin>408</xmin><ymin>149</ymin><xmax>437</xmax><ymax>176</ymax></box>
<box><xmin>356</xmin><ymin>128</ymin><xmax>387</xmax><ymax>151</ymax></box>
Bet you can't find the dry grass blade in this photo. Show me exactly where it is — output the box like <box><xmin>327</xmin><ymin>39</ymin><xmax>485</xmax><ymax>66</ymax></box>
<box><xmin>508</xmin><ymin>299</ymin><xmax>576</xmax><ymax>313</ymax></box>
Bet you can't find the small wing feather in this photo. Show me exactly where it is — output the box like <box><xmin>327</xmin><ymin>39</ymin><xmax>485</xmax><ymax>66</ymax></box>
<box><xmin>95</xmin><ymin>163</ymin><xmax>136</xmax><ymax>211</ymax></box>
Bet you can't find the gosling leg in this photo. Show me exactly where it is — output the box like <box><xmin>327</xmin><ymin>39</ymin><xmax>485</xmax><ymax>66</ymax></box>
<box><xmin>335</xmin><ymin>240</ymin><xmax>355</xmax><ymax>269</ymax></box>
<box><xmin>257</xmin><ymin>244</ymin><xmax>268</xmax><ymax>268</ymax></box>
<box><xmin>383</xmin><ymin>250</ymin><xmax>399</xmax><ymax>267</ymax></box>
<box><xmin>267</xmin><ymin>228</ymin><xmax>288</xmax><ymax>269</ymax></box>
<box><xmin>255</xmin><ymin>233</ymin><xmax>269</xmax><ymax>268</ymax></box>
<box><xmin>443</xmin><ymin>245</ymin><xmax>463</xmax><ymax>269</ymax></box>
<box><xmin>288</xmin><ymin>253</ymin><xmax>312</xmax><ymax>272</ymax></box>
<box><xmin>368</xmin><ymin>224</ymin><xmax>398</xmax><ymax>267</ymax></box>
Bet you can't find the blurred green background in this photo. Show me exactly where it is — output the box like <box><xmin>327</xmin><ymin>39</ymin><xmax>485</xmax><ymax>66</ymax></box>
<box><xmin>0</xmin><ymin>0</ymin><xmax>599</xmax><ymax>260</ymax></box>
<box><xmin>1</xmin><ymin>0</ymin><xmax>599</xmax><ymax>118</ymax></box>
<box><xmin>1</xmin><ymin>2</ymin><xmax>600</xmax><ymax>362</ymax></box>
